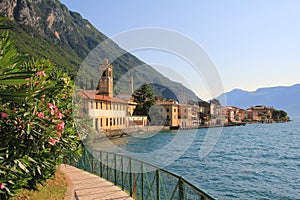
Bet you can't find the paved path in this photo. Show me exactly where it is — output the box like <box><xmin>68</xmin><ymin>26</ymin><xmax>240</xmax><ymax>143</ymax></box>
<box><xmin>60</xmin><ymin>164</ymin><xmax>134</xmax><ymax>200</ymax></box>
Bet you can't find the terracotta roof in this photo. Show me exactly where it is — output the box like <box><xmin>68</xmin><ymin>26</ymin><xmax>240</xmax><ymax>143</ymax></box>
<box><xmin>78</xmin><ymin>90</ymin><xmax>130</xmax><ymax>104</ymax></box>
<box><xmin>156</xmin><ymin>101</ymin><xmax>179</xmax><ymax>106</ymax></box>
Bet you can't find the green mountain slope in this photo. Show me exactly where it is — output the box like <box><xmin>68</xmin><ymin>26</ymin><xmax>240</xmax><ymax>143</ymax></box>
<box><xmin>0</xmin><ymin>0</ymin><xmax>201</xmax><ymax>102</ymax></box>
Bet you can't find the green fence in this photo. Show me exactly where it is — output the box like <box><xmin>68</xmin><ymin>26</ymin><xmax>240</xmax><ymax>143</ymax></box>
<box><xmin>66</xmin><ymin>148</ymin><xmax>215</xmax><ymax>200</ymax></box>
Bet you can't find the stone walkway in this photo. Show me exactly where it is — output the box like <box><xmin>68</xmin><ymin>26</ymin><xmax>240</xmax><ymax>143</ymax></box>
<box><xmin>60</xmin><ymin>164</ymin><xmax>134</xmax><ymax>200</ymax></box>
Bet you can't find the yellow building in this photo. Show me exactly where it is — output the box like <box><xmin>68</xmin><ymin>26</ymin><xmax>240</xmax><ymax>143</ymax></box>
<box><xmin>79</xmin><ymin>59</ymin><xmax>147</xmax><ymax>132</ymax></box>
<box><xmin>79</xmin><ymin>90</ymin><xmax>131</xmax><ymax>131</ymax></box>
<box><xmin>156</xmin><ymin>99</ymin><xmax>180</xmax><ymax>129</ymax></box>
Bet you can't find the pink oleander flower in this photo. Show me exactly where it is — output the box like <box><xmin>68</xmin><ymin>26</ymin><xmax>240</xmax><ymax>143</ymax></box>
<box><xmin>57</xmin><ymin>112</ymin><xmax>63</xmax><ymax>119</ymax></box>
<box><xmin>41</xmin><ymin>95</ymin><xmax>45</xmax><ymax>103</ymax></box>
<box><xmin>55</xmin><ymin>122</ymin><xmax>65</xmax><ymax>131</ymax></box>
<box><xmin>36</xmin><ymin>71</ymin><xmax>46</xmax><ymax>77</ymax></box>
<box><xmin>41</xmin><ymin>71</ymin><xmax>46</xmax><ymax>77</ymax></box>
<box><xmin>25</xmin><ymin>78</ymin><xmax>30</xmax><ymax>86</ymax></box>
<box><xmin>0</xmin><ymin>183</ymin><xmax>5</xmax><ymax>190</ymax></box>
<box><xmin>49</xmin><ymin>137</ymin><xmax>56</xmax><ymax>146</ymax></box>
<box><xmin>55</xmin><ymin>131</ymin><xmax>61</xmax><ymax>137</ymax></box>
<box><xmin>1</xmin><ymin>112</ymin><xmax>9</xmax><ymax>118</ymax></box>
<box><xmin>48</xmin><ymin>103</ymin><xmax>58</xmax><ymax>115</ymax></box>
<box><xmin>36</xmin><ymin>112</ymin><xmax>44</xmax><ymax>119</ymax></box>
<box><xmin>48</xmin><ymin>103</ymin><xmax>54</xmax><ymax>109</ymax></box>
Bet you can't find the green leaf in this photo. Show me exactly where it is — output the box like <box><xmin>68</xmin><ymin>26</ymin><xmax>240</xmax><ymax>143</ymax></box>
<box><xmin>0</xmin><ymin>91</ymin><xmax>32</xmax><ymax>97</ymax></box>
<box><xmin>0</xmin><ymin>79</ymin><xmax>28</xmax><ymax>85</ymax></box>
<box><xmin>15</xmin><ymin>160</ymin><xmax>29</xmax><ymax>173</ymax></box>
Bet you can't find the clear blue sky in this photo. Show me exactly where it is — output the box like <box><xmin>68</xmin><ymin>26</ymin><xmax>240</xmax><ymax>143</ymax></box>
<box><xmin>61</xmin><ymin>0</ymin><xmax>300</xmax><ymax>100</ymax></box>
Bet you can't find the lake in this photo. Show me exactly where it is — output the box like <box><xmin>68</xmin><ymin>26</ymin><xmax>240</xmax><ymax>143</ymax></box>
<box><xmin>93</xmin><ymin>122</ymin><xmax>300</xmax><ymax>199</ymax></box>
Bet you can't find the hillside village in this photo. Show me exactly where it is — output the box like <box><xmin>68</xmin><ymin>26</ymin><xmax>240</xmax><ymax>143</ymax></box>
<box><xmin>79</xmin><ymin>59</ymin><xmax>290</xmax><ymax>138</ymax></box>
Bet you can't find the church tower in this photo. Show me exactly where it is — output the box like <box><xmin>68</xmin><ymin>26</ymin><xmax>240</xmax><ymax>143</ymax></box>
<box><xmin>98</xmin><ymin>58</ymin><xmax>113</xmax><ymax>97</ymax></box>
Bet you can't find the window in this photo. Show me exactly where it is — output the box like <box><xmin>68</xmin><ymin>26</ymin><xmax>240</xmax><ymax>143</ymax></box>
<box><xmin>95</xmin><ymin>119</ymin><xmax>99</xmax><ymax>130</ymax></box>
<box><xmin>91</xmin><ymin>101</ymin><xmax>93</xmax><ymax>109</ymax></box>
<box><xmin>106</xmin><ymin>118</ymin><xmax>108</xmax><ymax>126</ymax></box>
<box><xmin>166</xmin><ymin>108</ymin><xmax>169</xmax><ymax>112</ymax></box>
<box><xmin>96</xmin><ymin>102</ymin><xmax>98</xmax><ymax>109</ymax></box>
<box><xmin>110</xmin><ymin>118</ymin><xmax>113</xmax><ymax>126</ymax></box>
<box><xmin>174</xmin><ymin>108</ymin><xmax>176</xmax><ymax>112</ymax></box>
<box><xmin>100</xmin><ymin>102</ymin><xmax>103</xmax><ymax>109</ymax></box>
<box><xmin>100</xmin><ymin>118</ymin><xmax>103</xmax><ymax>127</ymax></box>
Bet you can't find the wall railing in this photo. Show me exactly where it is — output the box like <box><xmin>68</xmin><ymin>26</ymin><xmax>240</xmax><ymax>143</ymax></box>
<box><xmin>65</xmin><ymin>147</ymin><xmax>215</xmax><ymax>200</ymax></box>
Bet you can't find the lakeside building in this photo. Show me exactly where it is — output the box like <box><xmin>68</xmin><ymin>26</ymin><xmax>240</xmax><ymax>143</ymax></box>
<box><xmin>178</xmin><ymin>104</ymin><xmax>193</xmax><ymax>128</ymax></box>
<box><xmin>248</xmin><ymin>105</ymin><xmax>274</xmax><ymax>123</ymax></box>
<box><xmin>156</xmin><ymin>99</ymin><xmax>180</xmax><ymax>129</ymax></box>
<box><xmin>79</xmin><ymin>59</ymin><xmax>147</xmax><ymax>133</ymax></box>
<box><xmin>155</xmin><ymin>99</ymin><xmax>214</xmax><ymax>129</ymax></box>
<box><xmin>221</xmin><ymin>105</ymin><xmax>275</xmax><ymax>124</ymax></box>
<box><xmin>221</xmin><ymin>106</ymin><xmax>247</xmax><ymax>123</ymax></box>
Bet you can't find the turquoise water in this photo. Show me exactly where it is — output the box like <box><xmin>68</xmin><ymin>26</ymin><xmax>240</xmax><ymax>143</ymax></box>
<box><xmin>102</xmin><ymin>122</ymin><xmax>300</xmax><ymax>199</ymax></box>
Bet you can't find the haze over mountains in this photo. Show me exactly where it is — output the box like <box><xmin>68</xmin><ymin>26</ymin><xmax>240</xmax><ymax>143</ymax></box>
<box><xmin>0</xmin><ymin>0</ymin><xmax>200</xmax><ymax>103</ymax></box>
<box><xmin>218</xmin><ymin>84</ymin><xmax>300</xmax><ymax>118</ymax></box>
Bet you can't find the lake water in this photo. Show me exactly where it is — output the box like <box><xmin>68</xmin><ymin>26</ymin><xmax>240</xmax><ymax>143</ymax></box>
<box><xmin>94</xmin><ymin>122</ymin><xmax>300</xmax><ymax>199</ymax></box>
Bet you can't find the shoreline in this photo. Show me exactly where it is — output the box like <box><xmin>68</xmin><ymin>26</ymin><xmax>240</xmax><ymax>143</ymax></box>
<box><xmin>91</xmin><ymin>120</ymin><xmax>291</xmax><ymax>140</ymax></box>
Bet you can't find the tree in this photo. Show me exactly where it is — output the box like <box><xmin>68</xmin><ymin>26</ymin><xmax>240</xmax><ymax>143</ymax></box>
<box><xmin>209</xmin><ymin>98</ymin><xmax>221</xmax><ymax>105</ymax></box>
<box><xmin>132</xmin><ymin>83</ymin><xmax>155</xmax><ymax>119</ymax></box>
<box><xmin>272</xmin><ymin>109</ymin><xmax>290</xmax><ymax>122</ymax></box>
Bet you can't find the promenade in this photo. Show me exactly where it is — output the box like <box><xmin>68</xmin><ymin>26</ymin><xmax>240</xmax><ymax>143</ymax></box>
<box><xmin>60</xmin><ymin>164</ymin><xmax>134</xmax><ymax>200</ymax></box>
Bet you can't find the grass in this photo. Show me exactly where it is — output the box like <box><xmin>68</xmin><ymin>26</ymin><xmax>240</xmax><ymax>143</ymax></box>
<box><xmin>13</xmin><ymin>170</ymin><xmax>67</xmax><ymax>200</ymax></box>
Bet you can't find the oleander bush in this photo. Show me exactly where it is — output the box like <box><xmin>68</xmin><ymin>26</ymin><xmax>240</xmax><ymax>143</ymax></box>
<box><xmin>0</xmin><ymin>18</ymin><xmax>83</xmax><ymax>199</ymax></box>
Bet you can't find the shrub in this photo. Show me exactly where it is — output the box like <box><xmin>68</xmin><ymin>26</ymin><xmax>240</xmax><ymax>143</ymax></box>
<box><xmin>0</xmin><ymin>18</ymin><xmax>82</xmax><ymax>199</ymax></box>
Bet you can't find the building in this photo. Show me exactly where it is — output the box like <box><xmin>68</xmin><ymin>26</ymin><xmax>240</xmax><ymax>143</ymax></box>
<box><xmin>79</xmin><ymin>59</ymin><xmax>147</xmax><ymax>133</ymax></box>
<box><xmin>221</xmin><ymin>106</ymin><xmax>246</xmax><ymax>123</ymax></box>
<box><xmin>248</xmin><ymin>105</ymin><xmax>274</xmax><ymax>123</ymax></box>
<box><xmin>178</xmin><ymin>104</ymin><xmax>192</xmax><ymax>128</ymax></box>
<box><xmin>156</xmin><ymin>99</ymin><xmax>180</xmax><ymax>129</ymax></box>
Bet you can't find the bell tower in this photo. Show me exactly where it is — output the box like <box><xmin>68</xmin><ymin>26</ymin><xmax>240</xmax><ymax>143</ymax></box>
<box><xmin>98</xmin><ymin>58</ymin><xmax>113</xmax><ymax>97</ymax></box>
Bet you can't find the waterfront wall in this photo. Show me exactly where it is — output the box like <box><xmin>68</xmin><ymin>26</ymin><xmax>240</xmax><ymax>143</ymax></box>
<box><xmin>95</xmin><ymin>126</ymin><xmax>170</xmax><ymax>139</ymax></box>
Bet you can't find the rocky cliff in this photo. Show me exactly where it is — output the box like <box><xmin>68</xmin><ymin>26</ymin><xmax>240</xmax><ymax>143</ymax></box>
<box><xmin>0</xmin><ymin>0</ymin><xmax>201</xmax><ymax>102</ymax></box>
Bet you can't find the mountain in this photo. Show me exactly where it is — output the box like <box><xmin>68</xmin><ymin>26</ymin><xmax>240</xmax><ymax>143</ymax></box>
<box><xmin>218</xmin><ymin>84</ymin><xmax>300</xmax><ymax>118</ymax></box>
<box><xmin>0</xmin><ymin>0</ymin><xmax>200</xmax><ymax>103</ymax></box>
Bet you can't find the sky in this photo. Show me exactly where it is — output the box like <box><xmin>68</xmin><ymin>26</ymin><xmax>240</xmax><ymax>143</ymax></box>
<box><xmin>60</xmin><ymin>0</ymin><xmax>300</xmax><ymax>100</ymax></box>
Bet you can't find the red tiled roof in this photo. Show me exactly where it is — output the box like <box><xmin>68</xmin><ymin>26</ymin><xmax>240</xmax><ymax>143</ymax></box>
<box><xmin>78</xmin><ymin>90</ymin><xmax>129</xmax><ymax>104</ymax></box>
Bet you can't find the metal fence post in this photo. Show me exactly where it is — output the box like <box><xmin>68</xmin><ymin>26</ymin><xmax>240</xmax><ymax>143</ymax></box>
<box><xmin>106</xmin><ymin>152</ymin><xmax>109</xmax><ymax>180</ymax></box>
<box><xmin>179</xmin><ymin>178</ymin><xmax>184</xmax><ymax>200</ymax></box>
<box><xmin>100</xmin><ymin>151</ymin><xmax>103</xmax><ymax>177</ymax></box>
<box><xmin>114</xmin><ymin>154</ymin><xmax>117</xmax><ymax>185</ymax></box>
<box><xmin>121</xmin><ymin>156</ymin><xmax>124</xmax><ymax>190</ymax></box>
<box><xmin>141</xmin><ymin>163</ymin><xmax>144</xmax><ymax>200</ymax></box>
<box><xmin>91</xmin><ymin>150</ymin><xmax>94</xmax><ymax>173</ymax></box>
<box><xmin>129</xmin><ymin>158</ymin><xmax>133</xmax><ymax>197</ymax></box>
<box><xmin>156</xmin><ymin>169</ymin><xmax>160</xmax><ymax>200</ymax></box>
